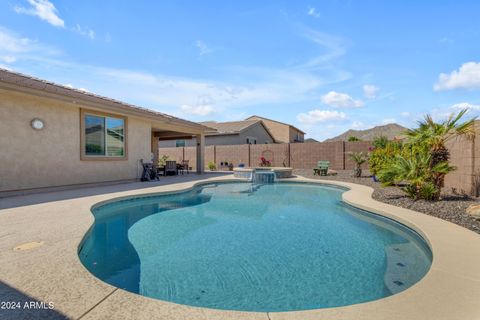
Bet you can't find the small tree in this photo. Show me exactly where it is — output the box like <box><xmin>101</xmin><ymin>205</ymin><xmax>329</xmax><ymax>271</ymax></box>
<box><xmin>372</xmin><ymin>136</ymin><xmax>388</xmax><ymax>149</ymax></box>
<box><xmin>348</xmin><ymin>136</ymin><xmax>361</xmax><ymax>142</ymax></box>
<box><xmin>404</xmin><ymin>109</ymin><xmax>476</xmax><ymax>198</ymax></box>
<box><xmin>349</xmin><ymin>152</ymin><xmax>368</xmax><ymax>177</ymax></box>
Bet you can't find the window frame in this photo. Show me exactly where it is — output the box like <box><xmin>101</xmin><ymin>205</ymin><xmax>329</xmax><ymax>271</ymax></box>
<box><xmin>175</xmin><ymin>140</ymin><xmax>186</xmax><ymax>148</ymax></box>
<box><xmin>80</xmin><ymin>108</ymin><xmax>128</xmax><ymax>161</ymax></box>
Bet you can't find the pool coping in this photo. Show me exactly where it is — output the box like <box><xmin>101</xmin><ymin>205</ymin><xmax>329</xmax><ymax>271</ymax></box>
<box><xmin>1</xmin><ymin>174</ymin><xmax>480</xmax><ymax>320</ymax></box>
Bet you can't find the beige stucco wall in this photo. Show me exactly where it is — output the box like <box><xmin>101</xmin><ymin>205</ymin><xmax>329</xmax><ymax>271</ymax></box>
<box><xmin>0</xmin><ymin>89</ymin><xmax>152</xmax><ymax>192</ymax></box>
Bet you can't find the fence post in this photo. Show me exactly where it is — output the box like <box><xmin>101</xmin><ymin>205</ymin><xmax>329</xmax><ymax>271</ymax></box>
<box><xmin>182</xmin><ymin>147</ymin><xmax>185</xmax><ymax>162</ymax></box>
<box><xmin>213</xmin><ymin>145</ymin><xmax>216</xmax><ymax>166</ymax></box>
<box><xmin>342</xmin><ymin>141</ymin><xmax>346</xmax><ymax>170</ymax></box>
<box><xmin>248</xmin><ymin>144</ymin><xmax>251</xmax><ymax>167</ymax></box>
<box><xmin>288</xmin><ymin>143</ymin><xmax>291</xmax><ymax>167</ymax></box>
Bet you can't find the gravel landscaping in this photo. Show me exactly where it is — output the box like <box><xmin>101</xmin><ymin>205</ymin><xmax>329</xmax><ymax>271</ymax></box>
<box><xmin>294</xmin><ymin>169</ymin><xmax>480</xmax><ymax>234</ymax></box>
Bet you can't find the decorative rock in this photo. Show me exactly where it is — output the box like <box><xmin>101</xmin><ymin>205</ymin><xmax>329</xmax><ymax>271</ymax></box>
<box><xmin>466</xmin><ymin>204</ymin><xmax>480</xmax><ymax>219</ymax></box>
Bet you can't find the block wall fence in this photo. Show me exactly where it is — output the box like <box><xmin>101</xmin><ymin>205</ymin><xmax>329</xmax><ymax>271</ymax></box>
<box><xmin>159</xmin><ymin>141</ymin><xmax>372</xmax><ymax>171</ymax></box>
<box><xmin>160</xmin><ymin>128</ymin><xmax>480</xmax><ymax>196</ymax></box>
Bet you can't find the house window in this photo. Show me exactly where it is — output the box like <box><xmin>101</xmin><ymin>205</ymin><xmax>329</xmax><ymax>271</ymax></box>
<box><xmin>246</xmin><ymin>136</ymin><xmax>256</xmax><ymax>145</ymax></box>
<box><xmin>81</xmin><ymin>109</ymin><xmax>127</xmax><ymax>160</ymax></box>
<box><xmin>176</xmin><ymin>140</ymin><xmax>186</xmax><ymax>147</ymax></box>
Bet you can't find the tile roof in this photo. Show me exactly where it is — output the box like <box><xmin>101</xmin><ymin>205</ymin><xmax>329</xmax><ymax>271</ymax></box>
<box><xmin>199</xmin><ymin>120</ymin><xmax>261</xmax><ymax>134</ymax></box>
<box><xmin>245</xmin><ymin>115</ymin><xmax>305</xmax><ymax>134</ymax></box>
<box><xmin>0</xmin><ymin>68</ymin><xmax>208</xmax><ymax>131</ymax></box>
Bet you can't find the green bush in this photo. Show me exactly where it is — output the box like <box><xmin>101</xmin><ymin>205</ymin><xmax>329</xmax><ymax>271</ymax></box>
<box><xmin>158</xmin><ymin>155</ymin><xmax>169</xmax><ymax>166</ymax></box>
<box><xmin>347</xmin><ymin>136</ymin><xmax>361</xmax><ymax>141</ymax></box>
<box><xmin>368</xmin><ymin>140</ymin><xmax>404</xmax><ymax>176</ymax></box>
<box><xmin>372</xmin><ymin>136</ymin><xmax>388</xmax><ymax>149</ymax></box>
<box><xmin>207</xmin><ymin>161</ymin><xmax>216</xmax><ymax>171</ymax></box>
<box><xmin>377</xmin><ymin>153</ymin><xmax>454</xmax><ymax>200</ymax></box>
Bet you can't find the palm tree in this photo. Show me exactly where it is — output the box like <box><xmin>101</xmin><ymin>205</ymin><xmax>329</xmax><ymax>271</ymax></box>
<box><xmin>349</xmin><ymin>152</ymin><xmax>368</xmax><ymax>177</ymax></box>
<box><xmin>404</xmin><ymin>109</ymin><xmax>476</xmax><ymax>198</ymax></box>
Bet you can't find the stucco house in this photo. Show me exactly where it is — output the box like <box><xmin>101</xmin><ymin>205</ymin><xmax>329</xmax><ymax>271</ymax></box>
<box><xmin>246</xmin><ymin>115</ymin><xmax>305</xmax><ymax>143</ymax></box>
<box><xmin>0</xmin><ymin>69</ymin><xmax>209</xmax><ymax>195</ymax></box>
<box><xmin>159</xmin><ymin>119</ymin><xmax>275</xmax><ymax>147</ymax></box>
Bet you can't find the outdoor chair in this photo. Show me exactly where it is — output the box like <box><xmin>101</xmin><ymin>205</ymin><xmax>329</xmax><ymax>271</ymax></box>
<box><xmin>313</xmin><ymin>160</ymin><xmax>330</xmax><ymax>176</ymax></box>
<box><xmin>180</xmin><ymin>160</ymin><xmax>189</xmax><ymax>174</ymax></box>
<box><xmin>165</xmin><ymin>160</ymin><xmax>178</xmax><ymax>176</ymax></box>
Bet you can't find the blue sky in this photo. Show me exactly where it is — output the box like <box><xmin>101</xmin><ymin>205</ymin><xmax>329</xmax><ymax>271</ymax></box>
<box><xmin>1</xmin><ymin>0</ymin><xmax>480</xmax><ymax>140</ymax></box>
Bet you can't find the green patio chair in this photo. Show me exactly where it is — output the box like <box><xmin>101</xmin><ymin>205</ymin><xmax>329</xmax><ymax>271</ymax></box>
<box><xmin>313</xmin><ymin>160</ymin><xmax>330</xmax><ymax>176</ymax></box>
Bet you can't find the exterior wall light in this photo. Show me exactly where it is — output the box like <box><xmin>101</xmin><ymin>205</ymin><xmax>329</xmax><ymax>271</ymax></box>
<box><xmin>31</xmin><ymin>118</ymin><xmax>45</xmax><ymax>130</ymax></box>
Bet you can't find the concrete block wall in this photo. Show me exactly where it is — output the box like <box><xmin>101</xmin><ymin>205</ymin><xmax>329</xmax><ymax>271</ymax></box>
<box><xmin>443</xmin><ymin>121</ymin><xmax>480</xmax><ymax>196</ymax></box>
<box><xmin>215</xmin><ymin>145</ymin><xmax>249</xmax><ymax>168</ymax></box>
<box><xmin>290</xmin><ymin>142</ymin><xmax>345</xmax><ymax>170</ymax></box>
<box><xmin>345</xmin><ymin>141</ymin><xmax>372</xmax><ymax>170</ymax></box>
<box><xmin>250</xmin><ymin>144</ymin><xmax>290</xmax><ymax>167</ymax></box>
<box><xmin>159</xmin><ymin>141</ymin><xmax>372</xmax><ymax>171</ymax></box>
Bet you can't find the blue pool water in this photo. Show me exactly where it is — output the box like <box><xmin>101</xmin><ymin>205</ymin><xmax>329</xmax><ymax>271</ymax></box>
<box><xmin>79</xmin><ymin>182</ymin><xmax>432</xmax><ymax>312</ymax></box>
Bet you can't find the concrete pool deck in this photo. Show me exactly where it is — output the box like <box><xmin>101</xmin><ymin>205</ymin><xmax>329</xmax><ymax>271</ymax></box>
<box><xmin>0</xmin><ymin>174</ymin><xmax>479</xmax><ymax>320</ymax></box>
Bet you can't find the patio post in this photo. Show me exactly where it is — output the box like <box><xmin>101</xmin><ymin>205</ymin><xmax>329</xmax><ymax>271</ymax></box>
<box><xmin>151</xmin><ymin>134</ymin><xmax>159</xmax><ymax>165</ymax></box>
<box><xmin>196</xmin><ymin>133</ymin><xmax>205</xmax><ymax>174</ymax></box>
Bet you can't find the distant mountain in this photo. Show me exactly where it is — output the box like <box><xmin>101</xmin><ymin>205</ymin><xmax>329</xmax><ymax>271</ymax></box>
<box><xmin>324</xmin><ymin>123</ymin><xmax>408</xmax><ymax>142</ymax></box>
<box><xmin>304</xmin><ymin>138</ymin><xmax>319</xmax><ymax>143</ymax></box>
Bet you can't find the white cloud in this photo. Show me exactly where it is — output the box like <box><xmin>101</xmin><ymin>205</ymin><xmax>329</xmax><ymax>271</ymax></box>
<box><xmin>73</xmin><ymin>24</ymin><xmax>95</xmax><ymax>40</ymax></box>
<box><xmin>400</xmin><ymin>111</ymin><xmax>411</xmax><ymax>117</ymax></box>
<box><xmin>381</xmin><ymin>118</ymin><xmax>396</xmax><ymax>124</ymax></box>
<box><xmin>434</xmin><ymin>62</ymin><xmax>480</xmax><ymax>91</ymax></box>
<box><xmin>351</xmin><ymin>121</ymin><xmax>367</xmax><ymax>129</ymax></box>
<box><xmin>180</xmin><ymin>104</ymin><xmax>215</xmax><ymax>116</ymax></box>
<box><xmin>363</xmin><ymin>84</ymin><xmax>379</xmax><ymax>99</ymax></box>
<box><xmin>0</xmin><ymin>55</ymin><xmax>16</xmax><ymax>63</ymax></box>
<box><xmin>307</xmin><ymin>7</ymin><xmax>320</xmax><ymax>18</ymax></box>
<box><xmin>297</xmin><ymin>110</ymin><xmax>347</xmax><ymax>124</ymax></box>
<box><xmin>320</xmin><ymin>91</ymin><xmax>364</xmax><ymax>108</ymax></box>
<box><xmin>299</xmin><ymin>28</ymin><xmax>347</xmax><ymax>69</ymax></box>
<box><xmin>450</xmin><ymin>102</ymin><xmax>480</xmax><ymax>110</ymax></box>
<box><xmin>14</xmin><ymin>0</ymin><xmax>64</xmax><ymax>28</ymax></box>
<box><xmin>0</xmin><ymin>27</ymin><xmax>60</xmax><ymax>64</ymax></box>
<box><xmin>0</xmin><ymin>27</ymin><xmax>35</xmax><ymax>53</ymax></box>
<box><xmin>195</xmin><ymin>40</ymin><xmax>212</xmax><ymax>56</ymax></box>
<box><xmin>0</xmin><ymin>25</ymin><xmax>352</xmax><ymax>121</ymax></box>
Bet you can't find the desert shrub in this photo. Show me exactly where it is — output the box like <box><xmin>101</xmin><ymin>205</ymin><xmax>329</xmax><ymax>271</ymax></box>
<box><xmin>207</xmin><ymin>161</ymin><xmax>216</xmax><ymax>171</ymax></box>
<box><xmin>377</xmin><ymin>153</ymin><xmax>453</xmax><ymax>200</ymax></box>
<box><xmin>158</xmin><ymin>155</ymin><xmax>169</xmax><ymax>166</ymax></box>
<box><xmin>369</xmin><ymin>140</ymin><xmax>404</xmax><ymax>176</ymax></box>
<box><xmin>348</xmin><ymin>136</ymin><xmax>361</xmax><ymax>141</ymax></box>
<box><xmin>372</xmin><ymin>136</ymin><xmax>388</xmax><ymax>149</ymax></box>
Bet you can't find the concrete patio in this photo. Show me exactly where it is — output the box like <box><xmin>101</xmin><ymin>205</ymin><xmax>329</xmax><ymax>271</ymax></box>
<box><xmin>1</xmin><ymin>174</ymin><xmax>480</xmax><ymax>320</ymax></box>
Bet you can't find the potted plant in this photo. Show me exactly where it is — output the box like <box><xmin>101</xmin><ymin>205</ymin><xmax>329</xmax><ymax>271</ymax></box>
<box><xmin>208</xmin><ymin>161</ymin><xmax>216</xmax><ymax>171</ymax></box>
<box><xmin>349</xmin><ymin>152</ymin><xmax>368</xmax><ymax>177</ymax></box>
<box><xmin>228</xmin><ymin>162</ymin><xmax>234</xmax><ymax>171</ymax></box>
<box><xmin>259</xmin><ymin>157</ymin><xmax>271</xmax><ymax>167</ymax></box>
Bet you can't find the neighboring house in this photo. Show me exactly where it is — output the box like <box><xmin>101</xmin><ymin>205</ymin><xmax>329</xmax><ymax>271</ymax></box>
<box><xmin>0</xmin><ymin>69</ymin><xmax>209</xmax><ymax>194</ymax></box>
<box><xmin>245</xmin><ymin>115</ymin><xmax>305</xmax><ymax>143</ymax></box>
<box><xmin>159</xmin><ymin>119</ymin><xmax>275</xmax><ymax>147</ymax></box>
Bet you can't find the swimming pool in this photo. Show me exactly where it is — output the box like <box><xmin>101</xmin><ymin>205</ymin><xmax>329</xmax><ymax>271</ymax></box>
<box><xmin>79</xmin><ymin>182</ymin><xmax>432</xmax><ymax>312</ymax></box>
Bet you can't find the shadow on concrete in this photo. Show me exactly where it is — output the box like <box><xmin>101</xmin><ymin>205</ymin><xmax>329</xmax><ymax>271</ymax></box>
<box><xmin>0</xmin><ymin>173</ymin><xmax>230</xmax><ymax>210</ymax></box>
<box><xmin>0</xmin><ymin>281</ymin><xmax>69</xmax><ymax>320</ymax></box>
